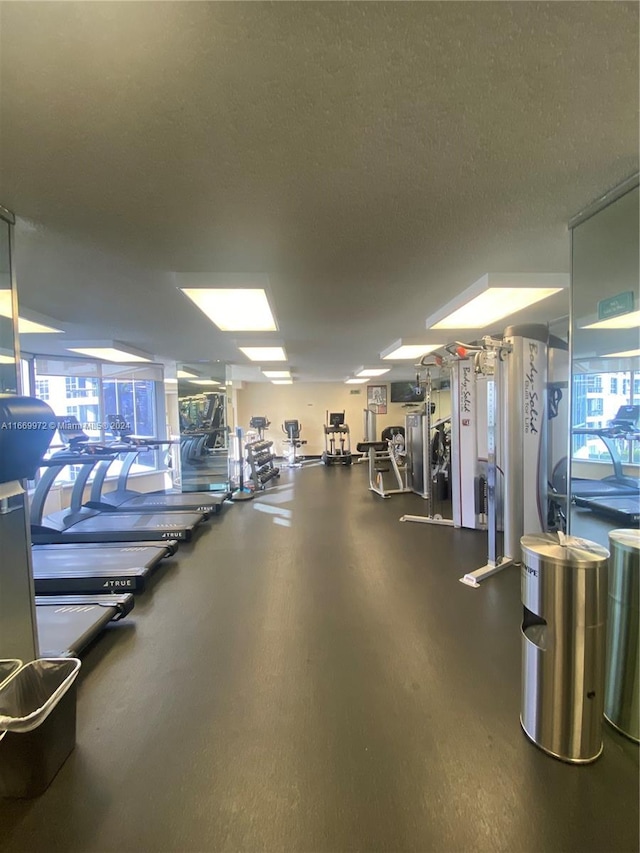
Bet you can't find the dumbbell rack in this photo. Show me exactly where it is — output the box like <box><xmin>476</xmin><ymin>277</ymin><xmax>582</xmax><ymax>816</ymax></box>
<box><xmin>244</xmin><ymin>439</ymin><xmax>280</xmax><ymax>490</ymax></box>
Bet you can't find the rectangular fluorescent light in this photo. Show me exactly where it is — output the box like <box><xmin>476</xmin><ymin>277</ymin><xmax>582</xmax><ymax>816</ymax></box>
<box><xmin>68</xmin><ymin>347</ymin><xmax>151</xmax><ymax>363</ymax></box>
<box><xmin>0</xmin><ymin>291</ymin><xmax>63</xmax><ymax>334</ymax></box>
<box><xmin>355</xmin><ymin>368</ymin><xmax>390</xmax><ymax>377</ymax></box>
<box><xmin>18</xmin><ymin>317</ymin><xmax>63</xmax><ymax>334</ymax></box>
<box><xmin>189</xmin><ymin>379</ymin><xmax>221</xmax><ymax>385</ymax></box>
<box><xmin>382</xmin><ymin>344</ymin><xmax>442</xmax><ymax>360</ymax></box>
<box><xmin>262</xmin><ymin>370</ymin><xmax>291</xmax><ymax>378</ymax></box>
<box><xmin>345</xmin><ymin>378</ymin><xmax>368</xmax><ymax>384</ymax></box>
<box><xmin>177</xmin><ymin>369</ymin><xmax>198</xmax><ymax>379</ymax></box>
<box><xmin>239</xmin><ymin>346</ymin><xmax>287</xmax><ymax>362</ymax></box>
<box><xmin>602</xmin><ymin>348</ymin><xmax>640</xmax><ymax>358</ymax></box>
<box><xmin>0</xmin><ymin>354</ymin><xmax>15</xmax><ymax>365</ymax></box>
<box><xmin>425</xmin><ymin>273</ymin><xmax>568</xmax><ymax>330</ymax></box>
<box><xmin>583</xmin><ymin>310</ymin><xmax>640</xmax><ymax>330</ymax></box>
<box><xmin>67</xmin><ymin>341</ymin><xmax>152</xmax><ymax>363</ymax></box>
<box><xmin>430</xmin><ymin>288</ymin><xmax>562</xmax><ymax>329</ymax></box>
<box><xmin>272</xmin><ymin>379</ymin><xmax>293</xmax><ymax>385</ymax></box>
<box><xmin>181</xmin><ymin>288</ymin><xmax>277</xmax><ymax>331</ymax></box>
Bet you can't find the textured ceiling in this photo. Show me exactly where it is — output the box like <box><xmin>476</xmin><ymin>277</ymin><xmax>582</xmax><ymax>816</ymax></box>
<box><xmin>0</xmin><ymin>2</ymin><xmax>638</xmax><ymax>380</ymax></box>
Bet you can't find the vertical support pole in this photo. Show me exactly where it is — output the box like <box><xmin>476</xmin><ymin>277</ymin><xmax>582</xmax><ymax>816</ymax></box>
<box><xmin>486</xmin><ymin>377</ymin><xmax>499</xmax><ymax>566</ymax></box>
<box><xmin>0</xmin><ymin>207</ymin><xmax>39</xmax><ymax>661</ymax></box>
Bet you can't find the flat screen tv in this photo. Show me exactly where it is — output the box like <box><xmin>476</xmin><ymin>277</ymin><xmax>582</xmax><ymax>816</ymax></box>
<box><xmin>390</xmin><ymin>381</ymin><xmax>425</xmax><ymax>404</ymax></box>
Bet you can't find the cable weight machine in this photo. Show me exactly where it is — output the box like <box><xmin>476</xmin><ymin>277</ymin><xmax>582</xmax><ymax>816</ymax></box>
<box><xmin>452</xmin><ymin>337</ymin><xmax>514</xmax><ymax>587</ymax></box>
<box><xmin>400</xmin><ymin>356</ymin><xmax>454</xmax><ymax>526</ymax></box>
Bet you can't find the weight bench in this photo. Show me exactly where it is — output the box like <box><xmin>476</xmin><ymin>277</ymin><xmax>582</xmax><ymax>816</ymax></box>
<box><xmin>356</xmin><ymin>440</ymin><xmax>410</xmax><ymax>499</ymax></box>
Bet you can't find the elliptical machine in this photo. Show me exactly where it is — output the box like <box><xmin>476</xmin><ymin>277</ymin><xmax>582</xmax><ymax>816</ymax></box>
<box><xmin>322</xmin><ymin>411</ymin><xmax>352</xmax><ymax>466</ymax></box>
<box><xmin>282</xmin><ymin>420</ymin><xmax>307</xmax><ymax>467</ymax></box>
<box><xmin>249</xmin><ymin>416</ymin><xmax>270</xmax><ymax>441</ymax></box>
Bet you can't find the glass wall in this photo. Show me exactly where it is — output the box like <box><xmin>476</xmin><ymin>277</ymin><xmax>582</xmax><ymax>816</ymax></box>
<box><xmin>568</xmin><ymin>177</ymin><xmax>639</xmax><ymax>545</ymax></box>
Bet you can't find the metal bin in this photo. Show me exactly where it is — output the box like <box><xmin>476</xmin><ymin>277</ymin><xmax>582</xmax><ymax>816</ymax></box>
<box><xmin>520</xmin><ymin>533</ymin><xmax>609</xmax><ymax>763</ymax></box>
<box><xmin>605</xmin><ymin>528</ymin><xmax>639</xmax><ymax>743</ymax></box>
<box><xmin>0</xmin><ymin>657</ymin><xmax>81</xmax><ymax>797</ymax></box>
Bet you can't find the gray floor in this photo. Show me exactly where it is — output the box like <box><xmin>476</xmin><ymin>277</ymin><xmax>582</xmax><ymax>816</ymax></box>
<box><xmin>1</xmin><ymin>464</ymin><xmax>638</xmax><ymax>852</ymax></box>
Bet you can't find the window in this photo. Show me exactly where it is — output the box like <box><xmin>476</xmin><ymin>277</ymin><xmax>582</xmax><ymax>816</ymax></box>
<box><xmin>32</xmin><ymin>356</ymin><xmax>165</xmax><ymax>483</ymax></box>
<box><xmin>102</xmin><ymin>378</ymin><xmax>157</xmax><ymax>437</ymax></box>
<box><xmin>572</xmin><ymin>368</ymin><xmax>637</xmax><ymax>464</ymax></box>
<box><xmin>34</xmin><ymin>375</ymin><xmax>101</xmax><ymax>434</ymax></box>
<box><xmin>35</xmin><ymin>379</ymin><xmax>50</xmax><ymax>400</ymax></box>
<box><xmin>103</xmin><ymin>377</ymin><xmax>158</xmax><ymax>468</ymax></box>
<box><xmin>587</xmin><ymin>398</ymin><xmax>603</xmax><ymax>417</ymax></box>
<box><xmin>65</xmin><ymin>376</ymin><xmax>99</xmax><ymax>399</ymax></box>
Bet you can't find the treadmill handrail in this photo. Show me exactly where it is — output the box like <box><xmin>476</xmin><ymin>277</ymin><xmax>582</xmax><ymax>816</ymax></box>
<box><xmin>572</xmin><ymin>429</ymin><xmax>638</xmax><ymax>483</ymax></box>
<box><xmin>30</xmin><ymin>455</ymin><xmax>116</xmax><ymax>527</ymax></box>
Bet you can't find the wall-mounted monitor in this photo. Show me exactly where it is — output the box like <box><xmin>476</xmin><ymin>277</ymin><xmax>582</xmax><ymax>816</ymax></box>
<box><xmin>390</xmin><ymin>382</ymin><xmax>426</xmax><ymax>404</ymax></box>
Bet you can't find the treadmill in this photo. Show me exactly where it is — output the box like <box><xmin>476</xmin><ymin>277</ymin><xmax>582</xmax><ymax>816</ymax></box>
<box><xmin>59</xmin><ymin>415</ymin><xmax>227</xmax><ymax>516</ymax></box>
<box><xmin>31</xmin><ymin>448</ymin><xmax>205</xmax><ymax>544</ymax></box>
<box><xmin>0</xmin><ymin>395</ymin><xmax>137</xmax><ymax>660</ymax></box>
<box><xmin>31</xmin><ymin>541</ymin><xmax>175</xmax><ymax>594</ymax></box>
<box><xmin>36</xmin><ymin>594</ymin><xmax>135</xmax><ymax>657</ymax></box>
<box><xmin>86</xmin><ymin>442</ymin><xmax>226</xmax><ymax>516</ymax></box>
<box><xmin>572</xmin><ymin>405</ymin><xmax>640</xmax><ymax>524</ymax></box>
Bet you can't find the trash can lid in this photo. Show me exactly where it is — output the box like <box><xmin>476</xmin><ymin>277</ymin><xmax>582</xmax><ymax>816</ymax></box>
<box><xmin>609</xmin><ymin>528</ymin><xmax>640</xmax><ymax>555</ymax></box>
<box><xmin>521</xmin><ymin>532</ymin><xmax>609</xmax><ymax>566</ymax></box>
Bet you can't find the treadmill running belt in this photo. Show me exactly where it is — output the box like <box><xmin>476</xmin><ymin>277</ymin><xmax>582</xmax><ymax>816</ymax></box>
<box><xmin>35</xmin><ymin>594</ymin><xmax>134</xmax><ymax>657</ymax></box>
<box><xmin>575</xmin><ymin>494</ymin><xmax>640</xmax><ymax>525</ymax></box>
<box><xmin>34</xmin><ymin>512</ymin><xmax>201</xmax><ymax>543</ymax></box>
<box><xmin>115</xmin><ymin>493</ymin><xmax>224</xmax><ymax>513</ymax></box>
<box><xmin>571</xmin><ymin>478</ymin><xmax>639</xmax><ymax>498</ymax></box>
<box><xmin>32</xmin><ymin>546</ymin><xmax>154</xmax><ymax>593</ymax></box>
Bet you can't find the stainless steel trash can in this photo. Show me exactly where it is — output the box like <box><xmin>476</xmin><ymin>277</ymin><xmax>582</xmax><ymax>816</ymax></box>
<box><xmin>605</xmin><ymin>528</ymin><xmax>639</xmax><ymax>743</ymax></box>
<box><xmin>520</xmin><ymin>533</ymin><xmax>609</xmax><ymax>763</ymax></box>
<box><xmin>0</xmin><ymin>658</ymin><xmax>81</xmax><ymax>798</ymax></box>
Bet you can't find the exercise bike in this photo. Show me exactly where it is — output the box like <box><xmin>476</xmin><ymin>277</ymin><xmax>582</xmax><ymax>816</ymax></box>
<box><xmin>282</xmin><ymin>420</ymin><xmax>307</xmax><ymax>468</ymax></box>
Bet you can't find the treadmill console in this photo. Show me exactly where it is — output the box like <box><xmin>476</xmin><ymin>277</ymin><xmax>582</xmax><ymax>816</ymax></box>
<box><xmin>610</xmin><ymin>405</ymin><xmax>640</xmax><ymax>431</ymax></box>
<box><xmin>56</xmin><ymin>415</ymin><xmax>91</xmax><ymax>446</ymax></box>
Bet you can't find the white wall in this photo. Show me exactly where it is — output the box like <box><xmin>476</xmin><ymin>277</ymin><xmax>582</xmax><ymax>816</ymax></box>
<box><xmin>236</xmin><ymin>382</ymin><xmax>451</xmax><ymax>456</ymax></box>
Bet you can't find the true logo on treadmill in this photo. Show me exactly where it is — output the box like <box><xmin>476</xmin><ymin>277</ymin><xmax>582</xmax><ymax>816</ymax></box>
<box><xmin>103</xmin><ymin>579</ymin><xmax>133</xmax><ymax>588</ymax></box>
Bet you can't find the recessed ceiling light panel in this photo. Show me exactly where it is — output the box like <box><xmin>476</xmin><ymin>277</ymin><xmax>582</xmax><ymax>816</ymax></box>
<box><xmin>355</xmin><ymin>367</ymin><xmax>391</xmax><ymax>377</ymax></box>
<box><xmin>381</xmin><ymin>344</ymin><xmax>442</xmax><ymax>360</ymax></box>
<box><xmin>181</xmin><ymin>288</ymin><xmax>277</xmax><ymax>331</ymax></box>
<box><xmin>583</xmin><ymin>310</ymin><xmax>640</xmax><ymax>330</ymax></box>
<box><xmin>68</xmin><ymin>347</ymin><xmax>151</xmax><ymax>363</ymax></box>
<box><xmin>603</xmin><ymin>348</ymin><xmax>640</xmax><ymax>358</ymax></box>
<box><xmin>425</xmin><ymin>273</ymin><xmax>568</xmax><ymax>330</ymax></box>
<box><xmin>239</xmin><ymin>346</ymin><xmax>287</xmax><ymax>362</ymax></box>
<box><xmin>262</xmin><ymin>370</ymin><xmax>291</xmax><ymax>378</ymax></box>
<box><xmin>345</xmin><ymin>378</ymin><xmax>368</xmax><ymax>384</ymax></box>
<box><xmin>67</xmin><ymin>341</ymin><xmax>152</xmax><ymax>363</ymax></box>
<box><xmin>0</xmin><ymin>291</ymin><xmax>63</xmax><ymax>334</ymax></box>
